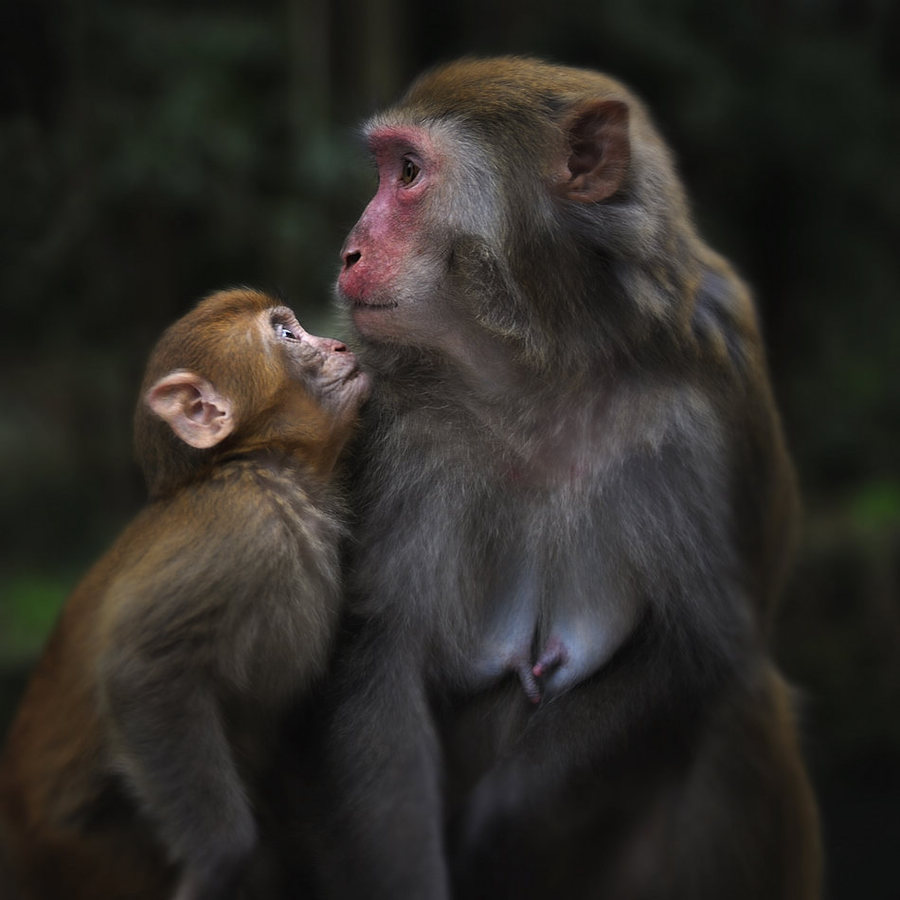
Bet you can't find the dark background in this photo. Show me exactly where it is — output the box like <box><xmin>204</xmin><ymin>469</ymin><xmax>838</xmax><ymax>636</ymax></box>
<box><xmin>1</xmin><ymin>0</ymin><xmax>897</xmax><ymax>896</ymax></box>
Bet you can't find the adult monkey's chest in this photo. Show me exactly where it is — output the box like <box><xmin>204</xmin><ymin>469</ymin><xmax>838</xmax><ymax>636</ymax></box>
<box><xmin>358</xmin><ymin>396</ymin><xmax>635</xmax><ymax>699</ymax></box>
<box><xmin>376</xmin><ymin>464</ymin><xmax>630</xmax><ymax>706</ymax></box>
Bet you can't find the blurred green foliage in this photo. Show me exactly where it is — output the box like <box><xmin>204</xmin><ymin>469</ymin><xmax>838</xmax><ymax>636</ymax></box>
<box><xmin>0</xmin><ymin>575</ymin><xmax>70</xmax><ymax>664</ymax></box>
<box><xmin>0</xmin><ymin>0</ymin><xmax>897</xmax><ymax>894</ymax></box>
<box><xmin>849</xmin><ymin>480</ymin><xmax>900</xmax><ymax>534</ymax></box>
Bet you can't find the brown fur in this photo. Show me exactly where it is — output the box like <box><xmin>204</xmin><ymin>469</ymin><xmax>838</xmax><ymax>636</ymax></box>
<box><xmin>0</xmin><ymin>288</ymin><xmax>369</xmax><ymax>900</ymax></box>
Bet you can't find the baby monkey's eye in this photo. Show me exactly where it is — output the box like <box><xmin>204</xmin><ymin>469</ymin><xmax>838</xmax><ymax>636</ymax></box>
<box><xmin>274</xmin><ymin>321</ymin><xmax>297</xmax><ymax>341</ymax></box>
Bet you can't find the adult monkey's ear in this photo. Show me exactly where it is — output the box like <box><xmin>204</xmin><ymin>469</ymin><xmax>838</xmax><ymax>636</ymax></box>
<box><xmin>145</xmin><ymin>370</ymin><xmax>235</xmax><ymax>449</ymax></box>
<box><xmin>556</xmin><ymin>99</ymin><xmax>631</xmax><ymax>203</ymax></box>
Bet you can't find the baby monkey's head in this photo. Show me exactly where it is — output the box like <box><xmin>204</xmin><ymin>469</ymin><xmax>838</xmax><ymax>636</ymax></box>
<box><xmin>136</xmin><ymin>287</ymin><xmax>370</xmax><ymax>498</ymax></box>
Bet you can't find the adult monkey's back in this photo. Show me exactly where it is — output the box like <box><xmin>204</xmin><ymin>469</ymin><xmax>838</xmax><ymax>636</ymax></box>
<box><xmin>330</xmin><ymin>56</ymin><xmax>821</xmax><ymax>900</ymax></box>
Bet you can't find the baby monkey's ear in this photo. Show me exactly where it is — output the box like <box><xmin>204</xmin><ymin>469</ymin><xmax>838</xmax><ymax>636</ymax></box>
<box><xmin>145</xmin><ymin>370</ymin><xmax>235</xmax><ymax>449</ymax></box>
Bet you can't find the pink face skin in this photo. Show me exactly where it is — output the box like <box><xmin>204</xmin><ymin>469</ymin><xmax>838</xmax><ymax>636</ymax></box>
<box><xmin>338</xmin><ymin>125</ymin><xmax>442</xmax><ymax>338</ymax></box>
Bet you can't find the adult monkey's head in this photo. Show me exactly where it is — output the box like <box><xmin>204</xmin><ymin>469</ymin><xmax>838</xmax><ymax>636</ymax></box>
<box><xmin>337</xmin><ymin>56</ymin><xmax>696</xmax><ymax>379</ymax></box>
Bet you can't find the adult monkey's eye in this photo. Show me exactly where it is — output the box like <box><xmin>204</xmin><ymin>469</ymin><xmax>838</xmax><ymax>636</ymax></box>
<box><xmin>274</xmin><ymin>322</ymin><xmax>296</xmax><ymax>340</ymax></box>
<box><xmin>400</xmin><ymin>158</ymin><xmax>420</xmax><ymax>185</ymax></box>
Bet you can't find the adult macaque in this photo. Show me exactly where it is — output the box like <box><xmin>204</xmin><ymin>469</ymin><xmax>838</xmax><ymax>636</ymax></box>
<box><xmin>326</xmin><ymin>57</ymin><xmax>821</xmax><ymax>899</ymax></box>
<box><xmin>0</xmin><ymin>288</ymin><xmax>369</xmax><ymax>900</ymax></box>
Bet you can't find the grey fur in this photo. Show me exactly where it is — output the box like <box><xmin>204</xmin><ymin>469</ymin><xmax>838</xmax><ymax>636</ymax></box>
<box><xmin>324</xmin><ymin>57</ymin><xmax>819</xmax><ymax>900</ymax></box>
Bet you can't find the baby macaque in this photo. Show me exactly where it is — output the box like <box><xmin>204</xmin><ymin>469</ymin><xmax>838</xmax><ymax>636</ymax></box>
<box><xmin>0</xmin><ymin>288</ymin><xmax>369</xmax><ymax>900</ymax></box>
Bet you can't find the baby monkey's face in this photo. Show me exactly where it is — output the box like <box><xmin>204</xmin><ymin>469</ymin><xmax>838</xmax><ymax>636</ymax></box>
<box><xmin>261</xmin><ymin>305</ymin><xmax>371</xmax><ymax>423</ymax></box>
